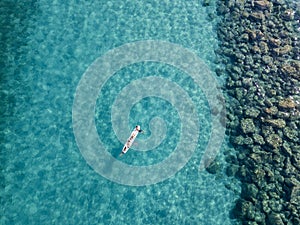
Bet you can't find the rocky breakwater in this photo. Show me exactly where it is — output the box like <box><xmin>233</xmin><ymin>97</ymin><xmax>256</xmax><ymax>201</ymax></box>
<box><xmin>215</xmin><ymin>0</ymin><xmax>300</xmax><ymax>224</ymax></box>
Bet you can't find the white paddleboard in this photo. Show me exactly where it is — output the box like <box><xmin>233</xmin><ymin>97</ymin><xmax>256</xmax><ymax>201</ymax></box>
<box><xmin>120</xmin><ymin>125</ymin><xmax>143</xmax><ymax>156</ymax></box>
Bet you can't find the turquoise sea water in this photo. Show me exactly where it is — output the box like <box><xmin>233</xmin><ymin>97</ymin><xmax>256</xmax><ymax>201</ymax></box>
<box><xmin>1</xmin><ymin>1</ymin><xmax>240</xmax><ymax>224</ymax></box>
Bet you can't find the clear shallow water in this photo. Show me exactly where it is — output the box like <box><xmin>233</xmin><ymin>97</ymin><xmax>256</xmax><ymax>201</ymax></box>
<box><xmin>1</xmin><ymin>1</ymin><xmax>240</xmax><ymax>224</ymax></box>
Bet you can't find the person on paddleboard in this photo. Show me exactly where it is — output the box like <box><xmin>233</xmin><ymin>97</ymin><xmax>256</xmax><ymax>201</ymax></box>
<box><xmin>120</xmin><ymin>125</ymin><xmax>143</xmax><ymax>156</ymax></box>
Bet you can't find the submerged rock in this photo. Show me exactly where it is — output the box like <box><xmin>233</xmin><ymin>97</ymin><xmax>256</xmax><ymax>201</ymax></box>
<box><xmin>246</xmin><ymin>29</ymin><xmax>257</xmax><ymax>40</ymax></box>
<box><xmin>265</xmin><ymin>106</ymin><xmax>278</xmax><ymax>115</ymax></box>
<box><xmin>249</xmin><ymin>12</ymin><xmax>265</xmax><ymax>21</ymax></box>
<box><xmin>253</xmin><ymin>134</ymin><xmax>265</xmax><ymax>145</ymax></box>
<box><xmin>252</xmin><ymin>45</ymin><xmax>261</xmax><ymax>53</ymax></box>
<box><xmin>206</xmin><ymin>161</ymin><xmax>221</xmax><ymax>174</ymax></box>
<box><xmin>249</xmin><ymin>152</ymin><xmax>262</xmax><ymax>163</ymax></box>
<box><xmin>262</xmin><ymin>126</ymin><xmax>274</xmax><ymax>138</ymax></box>
<box><xmin>232</xmin><ymin>199</ymin><xmax>256</xmax><ymax>220</ymax></box>
<box><xmin>282</xmin><ymin>9</ymin><xmax>295</xmax><ymax>21</ymax></box>
<box><xmin>226</xmin><ymin>164</ymin><xmax>239</xmax><ymax>177</ymax></box>
<box><xmin>283</xmin><ymin>127</ymin><xmax>298</xmax><ymax>141</ymax></box>
<box><xmin>241</xmin><ymin>118</ymin><xmax>256</xmax><ymax>134</ymax></box>
<box><xmin>259</xmin><ymin>41</ymin><xmax>269</xmax><ymax>54</ymax></box>
<box><xmin>244</xmin><ymin>137</ymin><xmax>254</xmax><ymax>145</ymax></box>
<box><xmin>262</xmin><ymin>55</ymin><xmax>273</xmax><ymax>65</ymax></box>
<box><xmin>281</xmin><ymin>62</ymin><xmax>300</xmax><ymax>80</ymax></box>
<box><xmin>266</xmin><ymin>134</ymin><xmax>282</xmax><ymax>148</ymax></box>
<box><xmin>268</xmin><ymin>37</ymin><xmax>281</xmax><ymax>47</ymax></box>
<box><xmin>282</xmin><ymin>141</ymin><xmax>293</xmax><ymax>157</ymax></box>
<box><xmin>290</xmin><ymin>185</ymin><xmax>300</xmax><ymax>206</ymax></box>
<box><xmin>267</xmin><ymin>212</ymin><xmax>284</xmax><ymax>225</ymax></box>
<box><xmin>264</xmin><ymin>118</ymin><xmax>286</xmax><ymax>128</ymax></box>
<box><xmin>278</xmin><ymin>98</ymin><xmax>296</xmax><ymax>109</ymax></box>
<box><xmin>216</xmin><ymin>0</ymin><xmax>299</xmax><ymax>223</ymax></box>
<box><xmin>202</xmin><ymin>0</ymin><xmax>211</xmax><ymax>6</ymax></box>
<box><xmin>254</xmin><ymin>0</ymin><xmax>272</xmax><ymax>10</ymax></box>
<box><xmin>245</xmin><ymin>107</ymin><xmax>260</xmax><ymax>118</ymax></box>
<box><xmin>252</xmin><ymin>167</ymin><xmax>266</xmax><ymax>185</ymax></box>
<box><xmin>292</xmin><ymin>153</ymin><xmax>300</xmax><ymax>170</ymax></box>
<box><xmin>241</xmin><ymin>183</ymin><xmax>259</xmax><ymax>200</ymax></box>
<box><xmin>233</xmin><ymin>135</ymin><xmax>245</xmax><ymax>145</ymax></box>
<box><xmin>273</xmin><ymin>45</ymin><xmax>293</xmax><ymax>55</ymax></box>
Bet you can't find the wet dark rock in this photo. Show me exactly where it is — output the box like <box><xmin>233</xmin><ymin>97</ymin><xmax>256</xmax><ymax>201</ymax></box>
<box><xmin>264</xmin><ymin>118</ymin><xmax>286</xmax><ymax>128</ymax></box>
<box><xmin>284</xmin><ymin>177</ymin><xmax>300</xmax><ymax>188</ymax></box>
<box><xmin>226</xmin><ymin>164</ymin><xmax>239</xmax><ymax>177</ymax></box>
<box><xmin>272</xmin><ymin>152</ymin><xmax>283</xmax><ymax>166</ymax></box>
<box><xmin>242</xmin><ymin>78</ymin><xmax>253</xmax><ymax>88</ymax></box>
<box><xmin>254</xmin><ymin>212</ymin><xmax>265</xmax><ymax>223</ymax></box>
<box><xmin>265</xmin><ymin>106</ymin><xmax>278</xmax><ymax>115</ymax></box>
<box><xmin>292</xmin><ymin>145</ymin><xmax>300</xmax><ymax>155</ymax></box>
<box><xmin>264</xmin><ymin>98</ymin><xmax>275</xmax><ymax>107</ymax></box>
<box><xmin>245</xmin><ymin>107</ymin><xmax>260</xmax><ymax>118</ymax></box>
<box><xmin>289</xmin><ymin>185</ymin><xmax>300</xmax><ymax>206</ymax></box>
<box><xmin>282</xmin><ymin>141</ymin><xmax>293</xmax><ymax>157</ymax></box>
<box><xmin>266</xmin><ymin>133</ymin><xmax>282</xmax><ymax>148</ymax></box>
<box><xmin>283</xmin><ymin>127</ymin><xmax>298</xmax><ymax>141</ymax></box>
<box><xmin>240</xmin><ymin>33</ymin><xmax>249</xmax><ymax>42</ymax></box>
<box><xmin>236</xmin><ymin>165</ymin><xmax>251</xmax><ymax>182</ymax></box>
<box><xmin>256</xmin><ymin>30</ymin><xmax>267</xmax><ymax>41</ymax></box>
<box><xmin>254</xmin><ymin>0</ymin><xmax>272</xmax><ymax>10</ymax></box>
<box><xmin>225</xmin><ymin>150</ymin><xmax>238</xmax><ymax>162</ymax></box>
<box><xmin>234</xmin><ymin>52</ymin><xmax>246</xmax><ymax>61</ymax></box>
<box><xmin>216</xmin><ymin>0</ymin><xmax>299</xmax><ymax>223</ymax></box>
<box><xmin>251</xmin><ymin>167</ymin><xmax>266</xmax><ymax>185</ymax></box>
<box><xmin>277</xmin><ymin>111</ymin><xmax>291</xmax><ymax>119</ymax></box>
<box><xmin>283</xmin><ymin>157</ymin><xmax>298</xmax><ymax>176</ymax></box>
<box><xmin>249</xmin><ymin>12</ymin><xmax>265</xmax><ymax>21</ymax></box>
<box><xmin>264</xmin><ymin>167</ymin><xmax>275</xmax><ymax>183</ymax></box>
<box><xmin>206</xmin><ymin>161</ymin><xmax>221</xmax><ymax>174</ymax></box>
<box><xmin>232</xmin><ymin>199</ymin><xmax>256</xmax><ymax>220</ymax></box>
<box><xmin>241</xmin><ymin>118</ymin><xmax>256</xmax><ymax>134</ymax></box>
<box><xmin>273</xmin><ymin>45</ymin><xmax>293</xmax><ymax>55</ymax></box>
<box><xmin>235</xmin><ymin>88</ymin><xmax>247</xmax><ymax>101</ymax></box>
<box><xmin>281</xmin><ymin>61</ymin><xmax>300</xmax><ymax>80</ymax></box>
<box><xmin>267</xmin><ymin>212</ymin><xmax>284</xmax><ymax>225</ymax></box>
<box><xmin>290</xmin><ymin>111</ymin><xmax>300</xmax><ymax>121</ymax></box>
<box><xmin>291</xmin><ymin>152</ymin><xmax>300</xmax><ymax>170</ymax></box>
<box><xmin>241</xmin><ymin>183</ymin><xmax>259</xmax><ymax>201</ymax></box>
<box><xmin>216</xmin><ymin>4</ymin><xmax>229</xmax><ymax>15</ymax></box>
<box><xmin>262</xmin><ymin>126</ymin><xmax>274</xmax><ymax>138</ymax></box>
<box><xmin>262</xmin><ymin>55</ymin><xmax>273</xmax><ymax>65</ymax></box>
<box><xmin>278</xmin><ymin>98</ymin><xmax>297</xmax><ymax>109</ymax></box>
<box><xmin>202</xmin><ymin>0</ymin><xmax>211</xmax><ymax>7</ymax></box>
<box><xmin>272</xmin><ymin>0</ymin><xmax>284</xmax><ymax>5</ymax></box>
<box><xmin>269</xmin><ymin>199</ymin><xmax>283</xmax><ymax>212</ymax></box>
<box><xmin>252</xmin><ymin>134</ymin><xmax>265</xmax><ymax>145</ymax></box>
<box><xmin>282</xmin><ymin>9</ymin><xmax>295</xmax><ymax>21</ymax></box>
<box><xmin>262</xmin><ymin>200</ymin><xmax>271</xmax><ymax>214</ymax></box>
<box><xmin>252</xmin><ymin>45</ymin><xmax>261</xmax><ymax>53</ymax></box>
<box><xmin>292</xmin><ymin>217</ymin><xmax>300</xmax><ymax>225</ymax></box>
<box><xmin>268</xmin><ymin>37</ymin><xmax>281</xmax><ymax>47</ymax></box>
<box><xmin>244</xmin><ymin>137</ymin><xmax>254</xmax><ymax>145</ymax></box>
<box><xmin>281</xmin><ymin>63</ymin><xmax>297</xmax><ymax>75</ymax></box>
<box><xmin>259</xmin><ymin>41</ymin><xmax>269</xmax><ymax>54</ymax></box>
<box><xmin>246</xmin><ymin>29</ymin><xmax>257</xmax><ymax>40</ymax></box>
